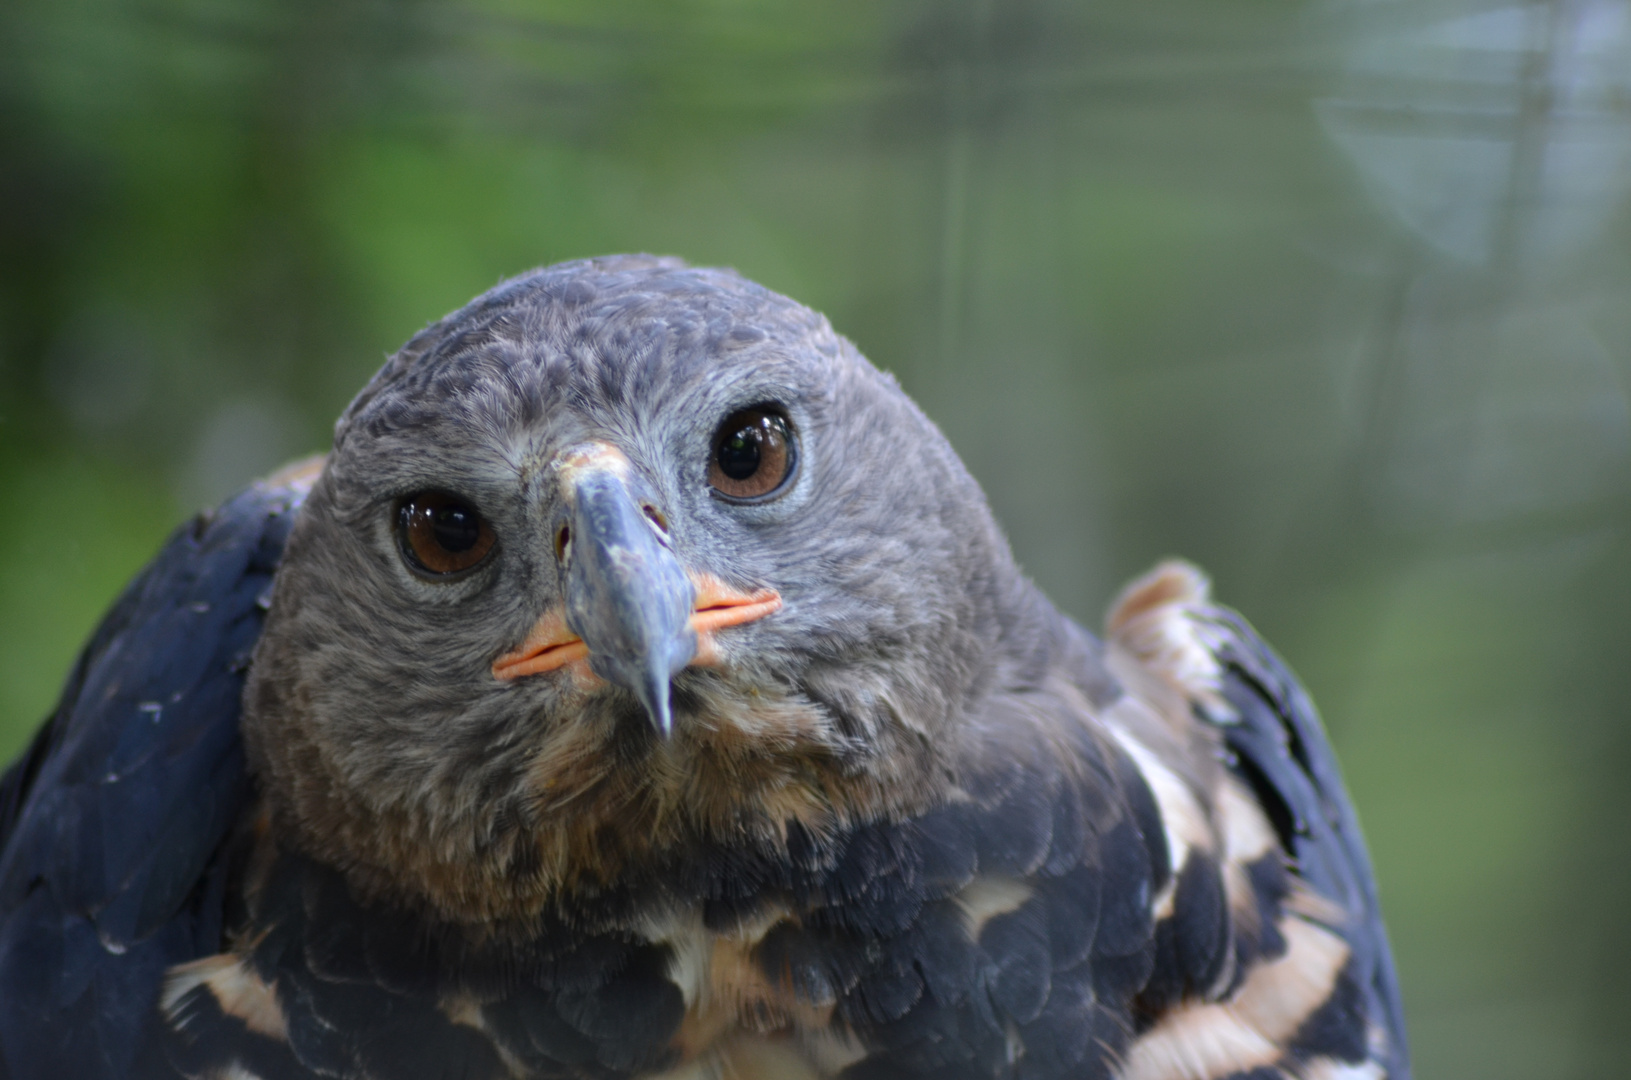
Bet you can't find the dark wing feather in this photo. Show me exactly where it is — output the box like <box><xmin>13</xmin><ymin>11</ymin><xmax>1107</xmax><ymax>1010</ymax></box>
<box><xmin>1202</xmin><ymin>606</ymin><xmax>1410</xmax><ymax>1080</ymax></box>
<box><xmin>0</xmin><ymin>479</ymin><xmax>305</xmax><ymax>1080</ymax></box>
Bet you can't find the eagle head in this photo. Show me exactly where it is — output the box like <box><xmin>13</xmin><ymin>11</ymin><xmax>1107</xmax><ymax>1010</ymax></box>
<box><xmin>241</xmin><ymin>255</ymin><xmax>1064</xmax><ymax>924</ymax></box>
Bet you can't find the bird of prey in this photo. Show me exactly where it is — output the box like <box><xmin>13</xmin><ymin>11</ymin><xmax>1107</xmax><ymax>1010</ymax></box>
<box><xmin>0</xmin><ymin>256</ymin><xmax>1407</xmax><ymax>1080</ymax></box>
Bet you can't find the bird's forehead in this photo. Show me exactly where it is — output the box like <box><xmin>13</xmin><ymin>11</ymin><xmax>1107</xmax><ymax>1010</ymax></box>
<box><xmin>343</xmin><ymin>261</ymin><xmax>835</xmax><ymax>455</ymax></box>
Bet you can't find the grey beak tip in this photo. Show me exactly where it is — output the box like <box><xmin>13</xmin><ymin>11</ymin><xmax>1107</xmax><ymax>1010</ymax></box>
<box><xmin>637</xmin><ymin>673</ymin><xmax>675</xmax><ymax>739</ymax></box>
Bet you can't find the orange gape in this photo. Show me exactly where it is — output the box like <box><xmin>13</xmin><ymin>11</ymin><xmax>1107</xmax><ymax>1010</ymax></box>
<box><xmin>491</xmin><ymin>571</ymin><xmax>781</xmax><ymax>681</ymax></box>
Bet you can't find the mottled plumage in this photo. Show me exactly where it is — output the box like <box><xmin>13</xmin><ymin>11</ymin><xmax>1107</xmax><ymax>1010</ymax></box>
<box><xmin>0</xmin><ymin>256</ymin><xmax>1407</xmax><ymax>1080</ymax></box>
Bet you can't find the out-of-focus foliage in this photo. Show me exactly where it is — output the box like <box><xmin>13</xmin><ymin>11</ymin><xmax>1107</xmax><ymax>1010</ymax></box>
<box><xmin>1</xmin><ymin>0</ymin><xmax>1628</xmax><ymax>1074</ymax></box>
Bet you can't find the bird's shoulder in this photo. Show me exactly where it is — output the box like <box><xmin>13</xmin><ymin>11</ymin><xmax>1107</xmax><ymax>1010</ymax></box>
<box><xmin>0</xmin><ymin>459</ymin><xmax>320</xmax><ymax>1080</ymax></box>
<box><xmin>1080</xmin><ymin>561</ymin><xmax>1407</xmax><ymax>1080</ymax></box>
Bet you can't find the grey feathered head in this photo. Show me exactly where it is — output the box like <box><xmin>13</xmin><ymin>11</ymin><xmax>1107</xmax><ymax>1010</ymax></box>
<box><xmin>243</xmin><ymin>255</ymin><xmax>1073</xmax><ymax>923</ymax></box>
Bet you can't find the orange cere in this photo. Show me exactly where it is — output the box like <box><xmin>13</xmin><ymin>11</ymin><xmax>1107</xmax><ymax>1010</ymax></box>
<box><xmin>490</xmin><ymin>572</ymin><xmax>781</xmax><ymax>682</ymax></box>
<box><xmin>688</xmin><ymin>573</ymin><xmax>782</xmax><ymax>666</ymax></box>
<box><xmin>491</xmin><ymin>609</ymin><xmax>591</xmax><ymax>681</ymax></box>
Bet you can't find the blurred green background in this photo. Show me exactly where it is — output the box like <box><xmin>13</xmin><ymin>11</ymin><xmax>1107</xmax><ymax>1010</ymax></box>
<box><xmin>2</xmin><ymin>0</ymin><xmax>1629</xmax><ymax>1074</ymax></box>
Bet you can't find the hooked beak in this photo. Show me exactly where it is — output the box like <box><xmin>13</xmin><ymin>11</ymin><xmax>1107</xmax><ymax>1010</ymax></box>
<box><xmin>491</xmin><ymin>446</ymin><xmax>781</xmax><ymax>736</ymax></box>
<box><xmin>558</xmin><ymin>453</ymin><xmax>695</xmax><ymax>736</ymax></box>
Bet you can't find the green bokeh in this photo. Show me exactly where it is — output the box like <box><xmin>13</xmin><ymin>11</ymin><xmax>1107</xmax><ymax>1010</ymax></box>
<box><xmin>2</xmin><ymin>0</ymin><xmax>1629</xmax><ymax>1074</ymax></box>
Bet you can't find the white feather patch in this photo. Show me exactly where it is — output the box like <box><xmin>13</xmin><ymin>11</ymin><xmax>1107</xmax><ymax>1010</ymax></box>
<box><xmin>1117</xmin><ymin>916</ymin><xmax>1351</xmax><ymax>1080</ymax></box>
<box><xmin>1107</xmin><ymin>727</ymin><xmax>1210</xmax><ymax>914</ymax></box>
<box><xmin>798</xmin><ymin>1026</ymin><xmax>871</xmax><ymax>1075</ymax></box>
<box><xmin>641</xmin><ymin>909</ymin><xmax>714</xmax><ymax>1008</ymax></box>
<box><xmin>1300</xmin><ymin>1058</ymin><xmax>1386</xmax><ymax>1080</ymax></box>
<box><xmin>161</xmin><ymin>955</ymin><xmax>287</xmax><ymax>1041</ymax></box>
<box><xmin>953</xmin><ymin>877</ymin><xmax>1035</xmax><ymax>940</ymax></box>
<box><xmin>1106</xmin><ymin>561</ymin><xmax>1231</xmax><ymax>721</ymax></box>
<box><xmin>639</xmin><ymin>903</ymin><xmax>788</xmax><ymax>1011</ymax></box>
<box><xmin>1218</xmin><ymin>776</ymin><xmax>1278</xmax><ymax>865</ymax></box>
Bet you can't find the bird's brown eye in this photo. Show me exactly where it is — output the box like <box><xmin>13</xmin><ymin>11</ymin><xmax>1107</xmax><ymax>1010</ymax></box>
<box><xmin>708</xmin><ymin>408</ymin><xmax>795</xmax><ymax>500</ymax></box>
<box><xmin>397</xmin><ymin>492</ymin><xmax>496</xmax><ymax>576</ymax></box>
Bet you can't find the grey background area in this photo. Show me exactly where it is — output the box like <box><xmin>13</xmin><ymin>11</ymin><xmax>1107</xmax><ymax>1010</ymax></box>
<box><xmin>1</xmin><ymin>0</ymin><xmax>1628</xmax><ymax>1074</ymax></box>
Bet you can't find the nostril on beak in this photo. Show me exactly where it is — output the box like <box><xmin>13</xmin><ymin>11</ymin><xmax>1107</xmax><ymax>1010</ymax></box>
<box><xmin>555</xmin><ymin>524</ymin><xmax>572</xmax><ymax>564</ymax></box>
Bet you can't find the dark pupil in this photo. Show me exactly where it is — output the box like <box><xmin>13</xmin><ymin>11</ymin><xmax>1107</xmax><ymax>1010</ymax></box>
<box><xmin>431</xmin><ymin>503</ymin><xmax>481</xmax><ymax>552</ymax></box>
<box><xmin>718</xmin><ymin>425</ymin><xmax>763</xmax><ymax>481</ymax></box>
